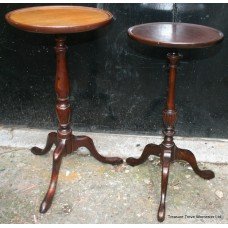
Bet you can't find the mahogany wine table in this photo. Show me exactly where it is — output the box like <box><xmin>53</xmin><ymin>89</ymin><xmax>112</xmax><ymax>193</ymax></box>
<box><xmin>126</xmin><ymin>22</ymin><xmax>224</xmax><ymax>222</ymax></box>
<box><xmin>6</xmin><ymin>6</ymin><xmax>123</xmax><ymax>213</ymax></box>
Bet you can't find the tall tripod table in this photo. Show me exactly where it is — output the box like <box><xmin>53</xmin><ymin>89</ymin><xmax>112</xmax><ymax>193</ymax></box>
<box><xmin>6</xmin><ymin>5</ymin><xmax>123</xmax><ymax>213</ymax></box>
<box><xmin>126</xmin><ymin>22</ymin><xmax>224</xmax><ymax>222</ymax></box>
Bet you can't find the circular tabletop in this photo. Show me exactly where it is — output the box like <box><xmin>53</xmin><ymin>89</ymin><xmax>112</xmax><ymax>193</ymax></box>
<box><xmin>128</xmin><ymin>22</ymin><xmax>224</xmax><ymax>49</ymax></box>
<box><xmin>5</xmin><ymin>5</ymin><xmax>113</xmax><ymax>34</ymax></box>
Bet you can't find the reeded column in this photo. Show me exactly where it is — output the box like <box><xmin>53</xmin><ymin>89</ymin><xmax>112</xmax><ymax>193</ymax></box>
<box><xmin>158</xmin><ymin>52</ymin><xmax>181</xmax><ymax>222</ymax></box>
<box><xmin>162</xmin><ymin>52</ymin><xmax>181</xmax><ymax>149</ymax></box>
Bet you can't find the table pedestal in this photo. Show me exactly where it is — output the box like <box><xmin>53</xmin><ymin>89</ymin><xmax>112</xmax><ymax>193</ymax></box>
<box><xmin>126</xmin><ymin>52</ymin><xmax>215</xmax><ymax>222</ymax></box>
<box><xmin>31</xmin><ymin>36</ymin><xmax>123</xmax><ymax>213</ymax></box>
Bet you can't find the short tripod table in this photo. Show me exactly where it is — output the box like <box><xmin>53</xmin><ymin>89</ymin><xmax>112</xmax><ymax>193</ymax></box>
<box><xmin>126</xmin><ymin>22</ymin><xmax>224</xmax><ymax>222</ymax></box>
<box><xmin>6</xmin><ymin>5</ymin><xmax>123</xmax><ymax>214</ymax></box>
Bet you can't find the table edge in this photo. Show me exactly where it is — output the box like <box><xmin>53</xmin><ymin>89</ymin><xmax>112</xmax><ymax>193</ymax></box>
<box><xmin>5</xmin><ymin>5</ymin><xmax>113</xmax><ymax>34</ymax></box>
<box><xmin>128</xmin><ymin>22</ymin><xmax>224</xmax><ymax>49</ymax></box>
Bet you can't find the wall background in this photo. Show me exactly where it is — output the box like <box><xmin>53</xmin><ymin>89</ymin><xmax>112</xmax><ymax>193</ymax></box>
<box><xmin>0</xmin><ymin>3</ymin><xmax>227</xmax><ymax>138</ymax></box>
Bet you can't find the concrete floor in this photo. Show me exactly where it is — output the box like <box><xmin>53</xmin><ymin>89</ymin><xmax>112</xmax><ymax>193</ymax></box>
<box><xmin>0</xmin><ymin>146</ymin><xmax>227</xmax><ymax>224</ymax></box>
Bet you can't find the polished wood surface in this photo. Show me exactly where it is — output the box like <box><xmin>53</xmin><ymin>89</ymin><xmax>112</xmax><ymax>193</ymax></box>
<box><xmin>126</xmin><ymin>51</ymin><xmax>216</xmax><ymax>222</ymax></box>
<box><xmin>127</xmin><ymin>22</ymin><xmax>222</xmax><ymax>223</ymax></box>
<box><xmin>31</xmin><ymin>36</ymin><xmax>123</xmax><ymax>213</ymax></box>
<box><xmin>5</xmin><ymin>6</ymin><xmax>123</xmax><ymax>214</ymax></box>
<box><xmin>5</xmin><ymin>6</ymin><xmax>113</xmax><ymax>34</ymax></box>
<box><xmin>128</xmin><ymin>22</ymin><xmax>224</xmax><ymax>48</ymax></box>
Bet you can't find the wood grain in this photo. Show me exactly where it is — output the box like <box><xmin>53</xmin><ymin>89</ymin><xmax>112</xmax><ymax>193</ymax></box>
<box><xmin>5</xmin><ymin>5</ymin><xmax>113</xmax><ymax>34</ymax></box>
<box><xmin>128</xmin><ymin>22</ymin><xmax>224</xmax><ymax>48</ymax></box>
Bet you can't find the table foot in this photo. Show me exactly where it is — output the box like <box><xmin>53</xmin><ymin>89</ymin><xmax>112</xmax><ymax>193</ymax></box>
<box><xmin>126</xmin><ymin>141</ymin><xmax>215</xmax><ymax>222</ymax></box>
<box><xmin>126</xmin><ymin>143</ymin><xmax>161</xmax><ymax>166</ymax></box>
<box><xmin>157</xmin><ymin>149</ymin><xmax>171</xmax><ymax>222</ymax></box>
<box><xmin>31</xmin><ymin>132</ymin><xmax>57</xmax><ymax>155</ymax></box>
<box><xmin>73</xmin><ymin>135</ymin><xmax>123</xmax><ymax>165</ymax></box>
<box><xmin>175</xmin><ymin>147</ymin><xmax>215</xmax><ymax>179</ymax></box>
<box><xmin>31</xmin><ymin>132</ymin><xmax>123</xmax><ymax>213</ymax></box>
<box><xmin>40</xmin><ymin>142</ymin><xmax>65</xmax><ymax>213</ymax></box>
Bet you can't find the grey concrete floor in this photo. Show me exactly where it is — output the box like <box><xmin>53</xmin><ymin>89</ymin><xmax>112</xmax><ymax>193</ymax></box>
<box><xmin>0</xmin><ymin>146</ymin><xmax>227</xmax><ymax>224</ymax></box>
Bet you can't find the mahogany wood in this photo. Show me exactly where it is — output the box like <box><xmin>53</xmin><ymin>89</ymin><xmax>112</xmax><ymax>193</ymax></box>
<box><xmin>31</xmin><ymin>36</ymin><xmax>123</xmax><ymax>213</ymax></box>
<box><xmin>128</xmin><ymin>22</ymin><xmax>224</xmax><ymax>49</ymax></box>
<box><xmin>5</xmin><ymin>6</ymin><xmax>113</xmax><ymax>34</ymax></box>
<box><xmin>6</xmin><ymin>6</ymin><xmax>123</xmax><ymax>214</ymax></box>
<box><xmin>127</xmin><ymin>22</ymin><xmax>223</xmax><ymax>221</ymax></box>
<box><xmin>127</xmin><ymin>52</ymin><xmax>215</xmax><ymax>222</ymax></box>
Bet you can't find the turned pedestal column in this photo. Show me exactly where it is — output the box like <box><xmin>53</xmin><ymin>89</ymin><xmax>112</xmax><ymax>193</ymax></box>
<box><xmin>6</xmin><ymin>5</ymin><xmax>123</xmax><ymax>213</ymax></box>
<box><xmin>126</xmin><ymin>22</ymin><xmax>224</xmax><ymax>222</ymax></box>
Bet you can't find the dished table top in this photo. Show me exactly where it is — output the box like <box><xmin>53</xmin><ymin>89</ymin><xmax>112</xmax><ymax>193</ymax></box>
<box><xmin>128</xmin><ymin>22</ymin><xmax>224</xmax><ymax>49</ymax></box>
<box><xmin>5</xmin><ymin>5</ymin><xmax>113</xmax><ymax>34</ymax></box>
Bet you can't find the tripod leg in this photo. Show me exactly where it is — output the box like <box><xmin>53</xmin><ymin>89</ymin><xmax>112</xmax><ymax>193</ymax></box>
<box><xmin>126</xmin><ymin>143</ymin><xmax>161</xmax><ymax>166</ymax></box>
<box><xmin>73</xmin><ymin>136</ymin><xmax>123</xmax><ymax>165</ymax></box>
<box><xmin>157</xmin><ymin>150</ymin><xmax>171</xmax><ymax>222</ymax></box>
<box><xmin>31</xmin><ymin>132</ymin><xmax>57</xmax><ymax>155</ymax></box>
<box><xmin>175</xmin><ymin>148</ymin><xmax>215</xmax><ymax>179</ymax></box>
<box><xmin>39</xmin><ymin>142</ymin><xmax>65</xmax><ymax>213</ymax></box>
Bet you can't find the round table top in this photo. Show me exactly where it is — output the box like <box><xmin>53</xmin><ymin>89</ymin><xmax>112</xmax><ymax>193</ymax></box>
<box><xmin>5</xmin><ymin>5</ymin><xmax>113</xmax><ymax>34</ymax></box>
<box><xmin>128</xmin><ymin>22</ymin><xmax>224</xmax><ymax>49</ymax></box>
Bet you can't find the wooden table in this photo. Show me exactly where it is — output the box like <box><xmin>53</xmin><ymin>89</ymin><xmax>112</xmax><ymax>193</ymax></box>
<box><xmin>126</xmin><ymin>22</ymin><xmax>224</xmax><ymax>222</ymax></box>
<box><xmin>6</xmin><ymin>5</ymin><xmax>123</xmax><ymax>214</ymax></box>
